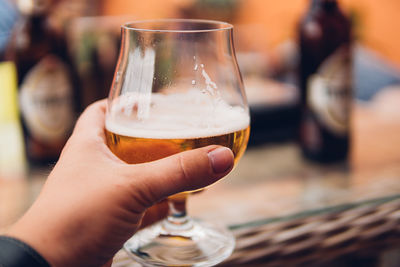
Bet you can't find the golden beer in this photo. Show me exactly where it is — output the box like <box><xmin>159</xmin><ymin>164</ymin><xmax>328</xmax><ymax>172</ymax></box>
<box><xmin>106</xmin><ymin>91</ymin><xmax>250</xmax><ymax>166</ymax></box>
<box><xmin>105</xmin><ymin>126</ymin><xmax>250</xmax><ymax>165</ymax></box>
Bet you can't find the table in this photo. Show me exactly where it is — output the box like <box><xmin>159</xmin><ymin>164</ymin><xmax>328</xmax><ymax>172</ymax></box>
<box><xmin>1</xmin><ymin>90</ymin><xmax>400</xmax><ymax>266</ymax></box>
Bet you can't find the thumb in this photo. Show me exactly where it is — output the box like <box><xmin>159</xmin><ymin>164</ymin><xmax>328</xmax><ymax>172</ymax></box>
<box><xmin>128</xmin><ymin>145</ymin><xmax>234</xmax><ymax>206</ymax></box>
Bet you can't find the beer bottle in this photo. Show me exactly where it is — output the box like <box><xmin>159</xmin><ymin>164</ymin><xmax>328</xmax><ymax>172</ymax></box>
<box><xmin>298</xmin><ymin>0</ymin><xmax>352</xmax><ymax>163</ymax></box>
<box><xmin>6</xmin><ymin>0</ymin><xmax>76</xmax><ymax>166</ymax></box>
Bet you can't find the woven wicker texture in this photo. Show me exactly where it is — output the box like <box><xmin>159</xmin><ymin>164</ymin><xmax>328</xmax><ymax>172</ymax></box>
<box><xmin>112</xmin><ymin>196</ymin><xmax>400</xmax><ymax>266</ymax></box>
<box><xmin>221</xmin><ymin>197</ymin><xmax>400</xmax><ymax>266</ymax></box>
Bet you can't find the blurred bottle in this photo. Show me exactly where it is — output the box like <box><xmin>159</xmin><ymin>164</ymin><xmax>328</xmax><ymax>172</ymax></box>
<box><xmin>5</xmin><ymin>0</ymin><xmax>77</xmax><ymax>166</ymax></box>
<box><xmin>68</xmin><ymin>16</ymin><xmax>122</xmax><ymax>110</ymax></box>
<box><xmin>298</xmin><ymin>0</ymin><xmax>352</xmax><ymax>163</ymax></box>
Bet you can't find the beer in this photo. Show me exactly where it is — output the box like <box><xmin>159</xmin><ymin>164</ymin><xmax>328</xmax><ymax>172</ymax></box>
<box><xmin>105</xmin><ymin>92</ymin><xmax>250</xmax><ymax>165</ymax></box>
<box><xmin>106</xmin><ymin>128</ymin><xmax>250</xmax><ymax>165</ymax></box>
<box><xmin>6</xmin><ymin>0</ymin><xmax>77</xmax><ymax>165</ymax></box>
<box><xmin>298</xmin><ymin>0</ymin><xmax>352</xmax><ymax>163</ymax></box>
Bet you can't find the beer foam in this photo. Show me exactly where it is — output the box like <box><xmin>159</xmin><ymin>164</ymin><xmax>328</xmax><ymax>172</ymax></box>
<box><xmin>106</xmin><ymin>90</ymin><xmax>249</xmax><ymax>139</ymax></box>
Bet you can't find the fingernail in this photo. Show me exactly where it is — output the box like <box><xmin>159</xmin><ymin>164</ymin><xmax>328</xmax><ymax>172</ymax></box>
<box><xmin>208</xmin><ymin>147</ymin><xmax>234</xmax><ymax>174</ymax></box>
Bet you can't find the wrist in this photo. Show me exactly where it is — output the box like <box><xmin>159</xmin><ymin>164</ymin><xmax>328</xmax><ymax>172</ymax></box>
<box><xmin>6</xmin><ymin>214</ymin><xmax>63</xmax><ymax>267</ymax></box>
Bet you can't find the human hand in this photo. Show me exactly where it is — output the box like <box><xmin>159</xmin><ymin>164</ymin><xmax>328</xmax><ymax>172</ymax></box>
<box><xmin>6</xmin><ymin>100</ymin><xmax>234</xmax><ymax>267</ymax></box>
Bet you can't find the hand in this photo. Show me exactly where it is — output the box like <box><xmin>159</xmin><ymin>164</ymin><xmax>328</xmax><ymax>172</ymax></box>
<box><xmin>6</xmin><ymin>100</ymin><xmax>234</xmax><ymax>267</ymax></box>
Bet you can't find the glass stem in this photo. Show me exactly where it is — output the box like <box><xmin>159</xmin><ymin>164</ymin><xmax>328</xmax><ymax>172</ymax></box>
<box><xmin>165</xmin><ymin>194</ymin><xmax>192</xmax><ymax>231</ymax></box>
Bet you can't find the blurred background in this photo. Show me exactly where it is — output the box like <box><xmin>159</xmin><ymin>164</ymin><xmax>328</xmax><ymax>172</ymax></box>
<box><xmin>1</xmin><ymin>1</ymin><xmax>400</xmax><ymax>266</ymax></box>
<box><xmin>1</xmin><ymin>0</ymin><xmax>400</xmax><ymax>165</ymax></box>
<box><xmin>2</xmin><ymin>0</ymin><xmax>400</xmax><ymax>152</ymax></box>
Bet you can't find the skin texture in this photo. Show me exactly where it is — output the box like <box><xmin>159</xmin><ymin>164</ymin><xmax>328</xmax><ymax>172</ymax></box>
<box><xmin>6</xmin><ymin>100</ymin><xmax>234</xmax><ymax>267</ymax></box>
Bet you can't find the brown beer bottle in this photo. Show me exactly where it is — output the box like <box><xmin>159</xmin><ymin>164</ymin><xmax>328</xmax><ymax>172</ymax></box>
<box><xmin>298</xmin><ymin>0</ymin><xmax>352</xmax><ymax>163</ymax></box>
<box><xmin>6</xmin><ymin>0</ymin><xmax>76</xmax><ymax>166</ymax></box>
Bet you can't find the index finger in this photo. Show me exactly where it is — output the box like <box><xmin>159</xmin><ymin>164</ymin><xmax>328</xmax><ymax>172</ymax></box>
<box><xmin>73</xmin><ymin>99</ymin><xmax>107</xmax><ymax>139</ymax></box>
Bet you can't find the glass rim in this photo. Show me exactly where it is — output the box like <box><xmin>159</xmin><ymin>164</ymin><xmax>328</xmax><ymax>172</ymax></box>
<box><xmin>122</xmin><ymin>18</ymin><xmax>233</xmax><ymax>33</ymax></box>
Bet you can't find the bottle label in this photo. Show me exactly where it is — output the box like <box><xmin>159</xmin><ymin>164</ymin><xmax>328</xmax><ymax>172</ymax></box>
<box><xmin>307</xmin><ymin>46</ymin><xmax>351</xmax><ymax>136</ymax></box>
<box><xmin>19</xmin><ymin>55</ymin><xmax>74</xmax><ymax>143</ymax></box>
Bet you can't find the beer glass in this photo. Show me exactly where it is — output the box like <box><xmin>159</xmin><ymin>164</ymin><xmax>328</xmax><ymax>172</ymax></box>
<box><xmin>106</xmin><ymin>19</ymin><xmax>250</xmax><ymax>266</ymax></box>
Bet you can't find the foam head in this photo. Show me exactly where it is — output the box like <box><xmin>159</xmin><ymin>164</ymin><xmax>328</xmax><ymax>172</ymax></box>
<box><xmin>106</xmin><ymin>90</ymin><xmax>249</xmax><ymax>139</ymax></box>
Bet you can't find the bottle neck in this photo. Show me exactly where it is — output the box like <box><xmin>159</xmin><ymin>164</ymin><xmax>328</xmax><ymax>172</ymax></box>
<box><xmin>311</xmin><ymin>0</ymin><xmax>338</xmax><ymax>11</ymax></box>
<box><xmin>17</xmin><ymin>7</ymin><xmax>50</xmax><ymax>47</ymax></box>
<box><xmin>23</xmin><ymin>12</ymin><xmax>48</xmax><ymax>39</ymax></box>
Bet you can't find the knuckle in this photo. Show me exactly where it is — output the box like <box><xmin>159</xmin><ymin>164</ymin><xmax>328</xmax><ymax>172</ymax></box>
<box><xmin>86</xmin><ymin>99</ymin><xmax>105</xmax><ymax>112</ymax></box>
<box><xmin>177</xmin><ymin>154</ymin><xmax>192</xmax><ymax>187</ymax></box>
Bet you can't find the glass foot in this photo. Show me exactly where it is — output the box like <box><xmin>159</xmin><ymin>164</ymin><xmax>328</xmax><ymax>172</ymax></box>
<box><xmin>124</xmin><ymin>219</ymin><xmax>235</xmax><ymax>267</ymax></box>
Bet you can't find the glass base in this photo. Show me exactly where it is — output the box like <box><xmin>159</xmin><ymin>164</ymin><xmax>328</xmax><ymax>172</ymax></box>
<box><xmin>123</xmin><ymin>219</ymin><xmax>235</xmax><ymax>267</ymax></box>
